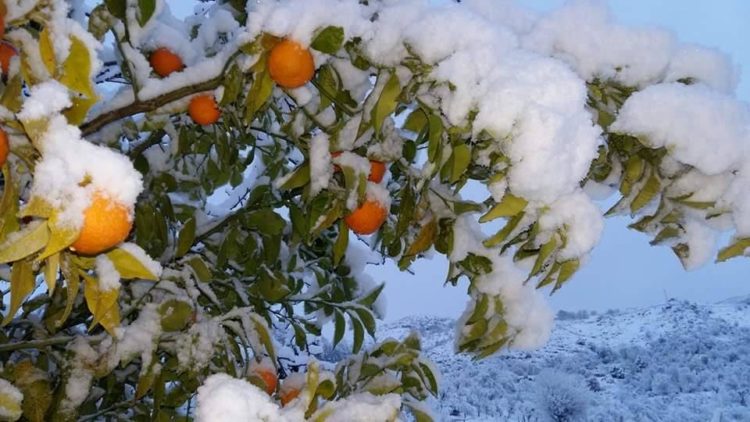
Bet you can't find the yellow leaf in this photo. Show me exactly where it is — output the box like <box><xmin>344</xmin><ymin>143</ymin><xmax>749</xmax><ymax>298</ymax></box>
<box><xmin>36</xmin><ymin>215</ymin><xmax>79</xmax><ymax>262</ymax></box>
<box><xmin>1</xmin><ymin>260</ymin><xmax>35</xmax><ymax>326</ymax></box>
<box><xmin>82</xmin><ymin>273</ymin><xmax>121</xmax><ymax>336</ymax></box>
<box><xmin>106</xmin><ymin>246</ymin><xmax>160</xmax><ymax>280</ymax></box>
<box><xmin>60</xmin><ymin>36</ymin><xmax>95</xmax><ymax>98</ymax></box>
<box><xmin>0</xmin><ymin>165</ymin><xmax>20</xmax><ymax>243</ymax></box>
<box><xmin>0</xmin><ymin>220</ymin><xmax>49</xmax><ymax>264</ymax></box>
<box><xmin>63</xmin><ymin>95</ymin><xmax>98</xmax><ymax>125</ymax></box>
<box><xmin>44</xmin><ymin>253</ymin><xmax>60</xmax><ymax>295</ymax></box>
<box><xmin>404</xmin><ymin>219</ymin><xmax>437</xmax><ymax>257</ymax></box>
<box><xmin>19</xmin><ymin>196</ymin><xmax>55</xmax><ymax>219</ymax></box>
<box><xmin>57</xmin><ymin>254</ymin><xmax>81</xmax><ymax>328</ymax></box>
<box><xmin>39</xmin><ymin>28</ymin><xmax>56</xmax><ymax>77</ymax></box>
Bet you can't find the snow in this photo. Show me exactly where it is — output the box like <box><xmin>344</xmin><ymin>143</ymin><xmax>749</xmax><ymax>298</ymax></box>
<box><xmin>17</xmin><ymin>81</ymin><xmax>72</xmax><ymax>121</ymax></box>
<box><xmin>95</xmin><ymin>255</ymin><xmax>121</xmax><ymax>291</ymax></box>
<box><xmin>611</xmin><ymin>83</ymin><xmax>750</xmax><ymax>175</ymax></box>
<box><xmin>195</xmin><ymin>374</ymin><xmax>282</xmax><ymax>422</ymax></box>
<box><xmin>538</xmin><ymin>191</ymin><xmax>604</xmax><ymax>261</ymax></box>
<box><xmin>0</xmin><ymin>379</ymin><xmax>22</xmax><ymax>422</ymax></box>
<box><xmin>319</xmin><ymin>392</ymin><xmax>401</xmax><ymax>422</ymax></box>
<box><xmin>59</xmin><ymin>337</ymin><xmax>98</xmax><ymax>416</ymax></box>
<box><xmin>112</xmin><ymin>303</ymin><xmax>162</xmax><ymax>371</ymax></box>
<box><xmin>309</xmin><ymin>133</ymin><xmax>332</xmax><ymax>196</ymax></box>
<box><xmin>376</xmin><ymin>297</ymin><xmax>750</xmax><ymax>421</ymax></box>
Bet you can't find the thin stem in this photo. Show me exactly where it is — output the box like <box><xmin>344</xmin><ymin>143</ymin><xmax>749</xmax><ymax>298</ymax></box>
<box><xmin>0</xmin><ymin>336</ymin><xmax>74</xmax><ymax>353</ymax></box>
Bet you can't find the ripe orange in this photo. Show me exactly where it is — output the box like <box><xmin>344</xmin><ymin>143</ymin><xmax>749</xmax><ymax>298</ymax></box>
<box><xmin>268</xmin><ymin>39</ymin><xmax>315</xmax><ymax>89</ymax></box>
<box><xmin>70</xmin><ymin>192</ymin><xmax>133</xmax><ymax>255</ymax></box>
<box><xmin>253</xmin><ymin>368</ymin><xmax>278</xmax><ymax>395</ymax></box>
<box><xmin>0</xmin><ymin>41</ymin><xmax>17</xmax><ymax>77</ymax></box>
<box><xmin>280</xmin><ymin>388</ymin><xmax>301</xmax><ymax>406</ymax></box>
<box><xmin>188</xmin><ymin>94</ymin><xmax>220</xmax><ymax>125</ymax></box>
<box><xmin>344</xmin><ymin>199</ymin><xmax>388</xmax><ymax>235</ymax></box>
<box><xmin>331</xmin><ymin>152</ymin><xmax>387</xmax><ymax>183</ymax></box>
<box><xmin>149</xmin><ymin>47</ymin><xmax>184</xmax><ymax>77</ymax></box>
<box><xmin>368</xmin><ymin>160</ymin><xmax>386</xmax><ymax>183</ymax></box>
<box><xmin>0</xmin><ymin>127</ymin><xmax>8</xmax><ymax>167</ymax></box>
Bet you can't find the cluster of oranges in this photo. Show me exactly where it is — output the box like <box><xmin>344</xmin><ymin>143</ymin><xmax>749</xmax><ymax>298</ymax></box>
<box><xmin>148</xmin><ymin>47</ymin><xmax>221</xmax><ymax>126</ymax></box>
<box><xmin>0</xmin><ymin>4</ymin><xmax>15</xmax><ymax>168</ymax></box>
<box><xmin>248</xmin><ymin>363</ymin><xmax>303</xmax><ymax>407</ymax></box>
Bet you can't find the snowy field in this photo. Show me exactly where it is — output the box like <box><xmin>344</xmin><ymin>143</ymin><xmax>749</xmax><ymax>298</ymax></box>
<box><xmin>367</xmin><ymin>297</ymin><xmax>750</xmax><ymax>421</ymax></box>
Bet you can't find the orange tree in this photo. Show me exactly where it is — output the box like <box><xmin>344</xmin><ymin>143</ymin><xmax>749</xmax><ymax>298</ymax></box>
<box><xmin>1</xmin><ymin>0</ymin><xmax>749</xmax><ymax>420</ymax></box>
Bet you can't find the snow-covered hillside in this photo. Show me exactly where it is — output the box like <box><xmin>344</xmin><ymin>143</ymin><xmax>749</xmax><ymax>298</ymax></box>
<box><xmin>375</xmin><ymin>298</ymin><xmax>750</xmax><ymax>421</ymax></box>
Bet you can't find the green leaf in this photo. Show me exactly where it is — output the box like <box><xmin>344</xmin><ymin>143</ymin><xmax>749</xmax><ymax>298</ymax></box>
<box><xmin>220</xmin><ymin>65</ymin><xmax>243</xmax><ymax>106</ymax></box>
<box><xmin>60</xmin><ymin>36</ymin><xmax>95</xmax><ymax>98</ymax></box>
<box><xmin>630</xmin><ymin>170</ymin><xmax>660</xmax><ymax>213</ymax></box>
<box><xmin>404</xmin><ymin>401</ymin><xmax>434</xmax><ymax>422</ymax></box>
<box><xmin>333</xmin><ymin>310</ymin><xmax>345</xmax><ymax>347</ymax></box>
<box><xmin>427</xmin><ymin>113</ymin><xmax>443</xmax><ymax>163</ymax></box>
<box><xmin>104</xmin><ymin>0</ymin><xmax>126</xmax><ymax>19</ymax></box>
<box><xmin>57</xmin><ymin>255</ymin><xmax>81</xmax><ymax>328</ymax></box>
<box><xmin>245</xmin><ymin>56</ymin><xmax>274</xmax><ymax>123</ymax></box>
<box><xmin>176</xmin><ymin>217</ymin><xmax>196</xmax><ymax>258</ymax></box>
<box><xmin>333</xmin><ymin>219</ymin><xmax>348</xmax><ymax>267</ymax></box>
<box><xmin>158</xmin><ymin>300</ymin><xmax>193</xmax><ymax>332</ymax></box>
<box><xmin>479</xmin><ymin>193</ymin><xmax>527</xmax><ymax>223</ymax></box>
<box><xmin>137</xmin><ymin>0</ymin><xmax>156</xmax><ymax>26</ymax></box>
<box><xmin>650</xmin><ymin>226</ymin><xmax>681</xmax><ymax>245</ymax></box>
<box><xmin>357</xmin><ymin>283</ymin><xmax>385</xmax><ymax>308</ymax></box>
<box><xmin>351</xmin><ymin>317</ymin><xmax>364</xmax><ymax>354</ymax></box>
<box><xmin>353</xmin><ymin>308</ymin><xmax>376</xmax><ymax>337</ymax></box>
<box><xmin>311</xmin><ymin>26</ymin><xmax>345</xmax><ymax>54</ymax></box>
<box><xmin>553</xmin><ymin>259</ymin><xmax>580</xmax><ymax>293</ymax></box>
<box><xmin>529</xmin><ymin>236</ymin><xmax>557</xmax><ymax>278</ymax></box>
<box><xmin>249</xmin><ymin>313</ymin><xmax>276</xmax><ymax>362</ymax></box>
<box><xmin>0</xmin><ymin>220</ymin><xmax>49</xmax><ymax>264</ymax></box>
<box><xmin>403</xmin><ymin>219</ymin><xmax>437</xmax><ymax>258</ymax></box>
<box><xmin>0</xmin><ymin>74</ymin><xmax>23</xmax><ymax>112</ymax></box>
<box><xmin>135</xmin><ymin>359</ymin><xmax>159</xmax><ymax>400</ymax></box>
<box><xmin>370</xmin><ymin>72</ymin><xmax>400</xmax><ymax>134</ymax></box>
<box><xmin>1</xmin><ymin>260</ymin><xmax>35</xmax><ymax>326</ymax></box>
<box><xmin>187</xmin><ymin>256</ymin><xmax>212</xmax><ymax>282</ymax></box>
<box><xmin>280</xmin><ymin>163</ymin><xmax>311</xmax><ymax>190</ymax></box>
<box><xmin>43</xmin><ymin>253</ymin><xmax>60</xmax><ymax>294</ymax></box>
<box><xmin>106</xmin><ymin>246</ymin><xmax>160</xmax><ymax>280</ymax></box>
<box><xmin>444</xmin><ymin>143</ymin><xmax>471</xmax><ymax>183</ymax></box>
<box><xmin>403</xmin><ymin>108</ymin><xmax>427</xmax><ymax>133</ymax></box>
<box><xmin>716</xmin><ymin>237</ymin><xmax>750</xmax><ymax>263</ymax></box>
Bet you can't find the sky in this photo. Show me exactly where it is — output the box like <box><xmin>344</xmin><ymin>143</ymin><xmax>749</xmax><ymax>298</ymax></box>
<box><xmin>164</xmin><ymin>0</ymin><xmax>750</xmax><ymax>320</ymax></box>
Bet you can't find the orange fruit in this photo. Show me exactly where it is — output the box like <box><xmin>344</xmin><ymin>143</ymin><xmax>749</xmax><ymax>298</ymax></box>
<box><xmin>149</xmin><ymin>47</ymin><xmax>184</xmax><ymax>77</ymax></box>
<box><xmin>268</xmin><ymin>39</ymin><xmax>315</xmax><ymax>89</ymax></box>
<box><xmin>71</xmin><ymin>192</ymin><xmax>132</xmax><ymax>255</ymax></box>
<box><xmin>280</xmin><ymin>388</ymin><xmax>301</xmax><ymax>406</ymax></box>
<box><xmin>368</xmin><ymin>160</ymin><xmax>386</xmax><ymax>183</ymax></box>
<box><xmin>0</xmin><ymin>127</ymin><xmax>8</xmax><ymax>167</ymax></box>
<box><xmin>0</xmin><ymin>41</ymin><xmax>17</xmax><ymax>77</ymax></box>
<box><xmin>344</xmin><ymin>199</ymin><xmax>388</xmax><ymax>235</ymax></box>
<box><xmin>331</xmin><ymin>152</ymin><xmax>387</xmax><ymax>183</ymax></box>
<box><xmin>253</xmin><ymin>368</ymin><xmax>278</xmax><ymax>395</ymax></box>
<box><xmin>188</xmin><ymin>94</ymin><xmax>220</xmax><ymax>125</ymax></box>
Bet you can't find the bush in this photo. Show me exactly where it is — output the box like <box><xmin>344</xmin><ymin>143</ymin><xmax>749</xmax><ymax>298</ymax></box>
<box><xmin>535</xmin><ymin>370</ymin><xmax>590</xmax><ymax>422</ymax></box>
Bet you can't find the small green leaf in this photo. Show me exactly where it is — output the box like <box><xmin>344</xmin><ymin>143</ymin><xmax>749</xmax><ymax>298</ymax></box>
<box><xmin>630</xmin><ymin>171</ymin><xmax>660</xmax><ymax>213</ymax></box>
<box><xmin>187</xmin><ymin>256</ymin><xmax>212</xmax><ymax>282</ymax></box>
<box><xmin>370</xmin><ymin>71</ymin><xmax>400</xmax><ymax>134</ymax></box>
<box><xmin>0</xmin><ymin>165</ymin><xmax>20</xmax><ymax>243</ymax></box>
<box><xmin>403</xmin><ymin>109</ymin><xmax>427</xmax><ymax>133</ymax></box>
<box><xmin>552</xmin><ymin>259</ymin><xmax>580</xmax><ymax>293</ymax></box>
<box><xmin>158</xmin><ymin>299</ymin><xmax>193</xmax><ymax>332</ymax></box>
<box><xmin>137</xmin><ymin>0</ymin><xmax>156</xmax><ymax>26</ymax></box>
<box><xmin>444</xmin><ymin>143</ymin><xmax>471</xmax><ymax>183</ymax></box>
<box><xmin>427</xmin><ymin>113</ymin><xmax>443</xmax><ymax>163</ymax></box>
<box><xmin>351</xmin><ymin>317</ymin><xmax>364</xmax><ymax>354</ymax></box>
<box><xmin>245</xmin><ymin>56</ymin><xmax>274</xmax><ymax>123</ymax></box>
<box><xmin>333</xmin><ymin>219</ymin><xmax>348</xmax><ymax>267</ymax></box>
<box><xmin>249</xmin><ymin>313</ymin><xmax>276</xmax><ymax>362</ymax></box>
<box><xmin>104</xmin><ymin>0</ymin><xmax>126</xmax><ymax>19</ymax></box>
<box><xmin>479</xmin><ymin>193</ymin><xmax>527</xmax><ymax>223</ymax></box>
<box><xmin>37</xmin><ymin>216</ymin><xmax>78</xmax><ymax>261</ymax></box>
<box><xmin>333</xmin><ymin>310</ymin><xmax>345</xmax><ymax>347</ymax></box>
<box><xmin>529</xmin><ymin>236</ymin><xmax>557</xmax><ymax>278</ymax></box>
<box><xmin>352</xmin><ymin>308</ymin><xmax>376</xmax><ymax>337</ymax></box>
<box><xmin>311</xmin><ymin>26</ymin><xmax>345</xmax><ymax>54</ymax></box>
<box><xmin>176</xmin><ymin>217</ymin><xmax>196</xmax><ymax>258</ymax></box>
<box><xmin>280</xmin><ymin>163</ymin><xmax>311</xmax><ymax>190</ymax></box>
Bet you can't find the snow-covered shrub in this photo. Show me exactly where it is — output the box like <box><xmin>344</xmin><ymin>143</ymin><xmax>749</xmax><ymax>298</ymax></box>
<box><xmin>535</xmin><ymin>370</ymin><xmax>590</xmax><ymax>422</ymax></box>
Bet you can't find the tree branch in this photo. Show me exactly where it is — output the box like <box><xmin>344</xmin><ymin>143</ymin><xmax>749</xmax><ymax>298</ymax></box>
<box><xmin>80</xmin><ymin>76</ymin><xmax>224</xmax><ymax>136</ymax></box>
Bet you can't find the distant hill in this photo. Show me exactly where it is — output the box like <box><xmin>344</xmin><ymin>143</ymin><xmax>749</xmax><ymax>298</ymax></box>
<box><xmin>377</xmin><ymin>297</ymin><xmax>750</xmax><ymax>421</ymax></box>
